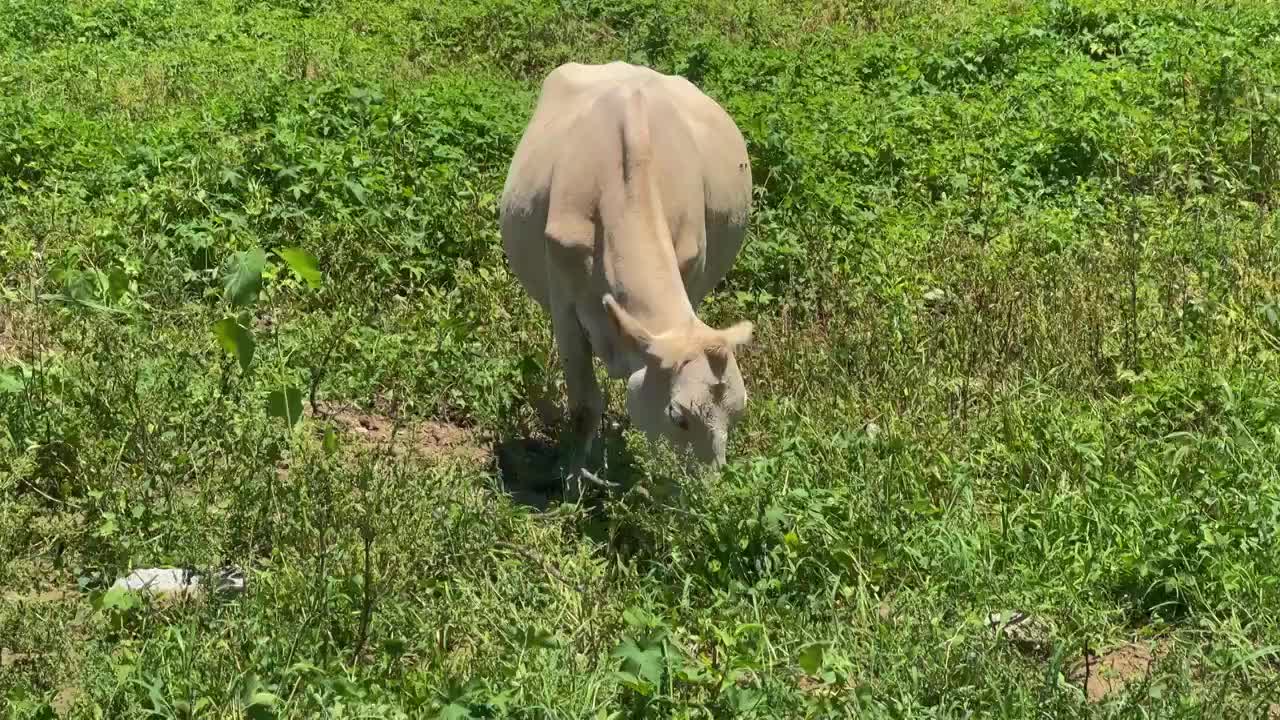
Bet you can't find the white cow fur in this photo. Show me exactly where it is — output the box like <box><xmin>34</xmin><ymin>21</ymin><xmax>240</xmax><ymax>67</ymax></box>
<box><xmin>500</xmin><ymin>61</ymin><xmax>754</xmax><ymax>489</ymax></box>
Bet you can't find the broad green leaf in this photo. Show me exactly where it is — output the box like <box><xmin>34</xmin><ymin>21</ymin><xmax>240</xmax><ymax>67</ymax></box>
<box><xmin>277</xmin><ymin>247</ymin><xmax>322</xmax><ymax>289</ymax></box>
<box><xmin>221</xmin><ymin>248</ymin><xmax>267</xmax><ymax>307</ymax></box>
<box><xmin>614</xmin><ymin>638</ymin><xmax>664</xmax><ymax>688</ymax></box>
<box><xmin>286</xmin><ymin>661</ymin><xmax>323</xmax><ymax>677</ymax></box>
<box><xmin>107</xmin><ymin>267</ymin><xmax>129</xmax><ymax>300</ymax></box>
<box><xmin>97</xmin><ymin>586</ymin><xmax>139</xmax><ymax>612</ymax></box>
<box><xmin>267</xmin><ymin>387</ymin><xmax>304</xmax><ymax>427</ymax></box>
<box><xmin>247</xmin><ymin>691</ymin><xmax>279</xmax><ymax>707</ymax></box>
<box><xmin>343</xmin><ymin>179</ymin><xmax>368</xmax><ymax>205</ymax></box>
<box><xmin>239</xmin><ymin>674</ymin><xmax>278</xmax><ymax>720</ymax></box>
<box><xmin>146</xmin><ymin>681</ymin><xmax>166</xmax><ymax>714</ymax></box>
<box><xmin>726</xmin><ymin>686</ymin><xmax>764</xmax><ymax>712</ymax></box>
<box><xmin>518</xmin><ymin>626</ymin><xmax>560</xmax><ymax>650</ymax></box>
<box><xmin>438</xmin><ymin>704</ymin><xmax>473</xmax><ymax>720</ymax></box>
<box><xmin>96</xmin><ymin>516</ymin><xmax>118</xmax><ymax>537</ymax></box>
<box><xmin>0</xmin><ymin>372</ymin><xmax>22</xmax><ymax>394</ymax></box>
<box><xmin>622</xmin><ymin>607</ymin><xmax>659</xmax><ymax>629</ymax></box>
<box><xmin>64</xmin><ymin>271</ymin><xmax>95</xmax><ymax>303</ymax></box>
<box><xmin>798</xmin><ymin>642</ymin><xmax>828</xmax><ymax>675</ymax></box>
<box><xmin>612</xmin><ymin>670</ymin><xmax>649</xmax><ymax>692</ymax></box>
<box><xmin>323</xmin><ymin>426</ymin><xmax>338</xmax><ymax>455</ymax></box>
<box><xmin>246</xmin><ymin>692</ymin><xmax>278</xmax><ymax>720</ymax></box>
<box><xmin>381</xmin><ymin>636</ymin><xmax>407</xmax><ymax>657</ymax></box>
<box><xmin>212</xmin><ymin>318</ymin><xmax>255</xmax><ymax>373</ymax></box>
<box><xmin>763</xmin><ymin>505</ymin><xmax>785</xmax><ymax>530</ymax></box>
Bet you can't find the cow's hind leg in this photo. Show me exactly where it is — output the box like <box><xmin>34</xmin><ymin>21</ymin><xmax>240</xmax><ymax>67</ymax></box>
<box><xmin>550</xmin><ymin>298</ymin><xmax>603</xmax><ymax>501</ymax></box>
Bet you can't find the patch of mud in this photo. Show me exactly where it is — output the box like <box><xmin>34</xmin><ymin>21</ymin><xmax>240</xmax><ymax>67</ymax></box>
<box><xmin>312</xmin><ymin>402</ymin><xmax>488</xmax><ymax>465</ymax></box>
<box><xmin>1</xmin><ymin>589</ymin><xmax>73</xmax><ymax>604</ymax></box>
<box><xmin>1068</xmin><ymin>641</ymin><xmax>1169</xmax><ymax>703</ymax></box>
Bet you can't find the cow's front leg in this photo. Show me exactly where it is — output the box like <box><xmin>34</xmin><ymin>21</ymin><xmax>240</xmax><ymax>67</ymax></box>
<box><xmin>551</xmin><ymin>300</ymin><xmax>603</xmax><ymax>501</ymax></box>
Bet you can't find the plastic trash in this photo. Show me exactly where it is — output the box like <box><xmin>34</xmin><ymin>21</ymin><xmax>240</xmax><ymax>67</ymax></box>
<box><xmin>110</xmin><ymin>566</ymin><xmax>246</xmax><ymax>599</ymax></box>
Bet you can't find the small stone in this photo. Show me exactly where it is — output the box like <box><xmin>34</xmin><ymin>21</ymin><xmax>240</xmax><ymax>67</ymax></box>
<box><xmin>986</xmin><ymin>610</ymin><xmax>1052</xmax><ymax>655</ymax></box>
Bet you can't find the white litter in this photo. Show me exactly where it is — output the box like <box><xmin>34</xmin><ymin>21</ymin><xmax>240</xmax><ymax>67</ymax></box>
<box><xmin>110</xmin><ymin>567</ymin><xmax>246</xmax><ymax>598</ymax></box>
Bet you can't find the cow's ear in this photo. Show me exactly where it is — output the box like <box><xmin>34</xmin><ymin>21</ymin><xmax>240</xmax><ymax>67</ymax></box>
<box><xmin>704</xmin><ymin>321</ymin><xmax>753</xmax><ymax>376</ymax></box>
<box><xmin>603</xmin><ymin>294</ymin><xmax>678</xmax><ymax>368</ymax></box>
<box><xmin>603</xmin><ymin>294</ymin><xmax>652</xmax><ymax>346</ymax></box>
<box><xmin>719</xmin><ymin>320</ymin><xmax>754</xmax><ymax>350</ymax></box>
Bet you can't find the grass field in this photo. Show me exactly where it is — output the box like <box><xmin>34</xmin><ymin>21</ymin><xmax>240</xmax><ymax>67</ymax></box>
<box><xmin>3</xmin><ymin>0</ymin><xmax>1280</xmax><ymax>716</ymax></box>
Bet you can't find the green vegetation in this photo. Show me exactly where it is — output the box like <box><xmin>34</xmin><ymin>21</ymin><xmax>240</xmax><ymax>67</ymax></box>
<box><xmin>3</xmin><ymin>0</ymin><xmax>1280</xmax><ymax>716</ymax></box>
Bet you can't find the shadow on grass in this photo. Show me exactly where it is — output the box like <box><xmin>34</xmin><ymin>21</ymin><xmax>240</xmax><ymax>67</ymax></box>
<box><xmin>491</xmin><ymin>413</ymin><xmax>644</xmax><ymax>512</ymax></box>
<box><xmin>487</xmin><ymin>396</ymin><xmax>694</xmax><ymax>569</ymax></box>
<box><xmin>486</xmin><ymin>409</ymin><xmax>701</xmax><ymax>571</ymax></box>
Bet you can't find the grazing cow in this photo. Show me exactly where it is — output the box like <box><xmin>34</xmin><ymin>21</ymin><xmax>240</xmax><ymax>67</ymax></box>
<box><xmin>499</xmin><ymin>60</ymin><xmax>755</xmax><ymax>493</ymax></box>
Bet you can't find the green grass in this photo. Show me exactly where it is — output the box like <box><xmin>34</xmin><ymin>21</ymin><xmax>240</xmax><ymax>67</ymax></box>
<box><xmin>3</xmin><ymin>0</ymin><xmax>1280</xmax><ymax>717</ymax></box>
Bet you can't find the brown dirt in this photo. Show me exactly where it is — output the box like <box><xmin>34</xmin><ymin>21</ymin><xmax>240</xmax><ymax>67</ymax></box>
<box><xmin>1</xmin><ymin>648</ymin><xmax>41</xmax><ymax>667</ymax></box>
<box><xmin>313</xmin><ymin>401</ymin><xmax>488</xmax><ymax>466</ymax></box>
<box><xmin>1</xmin><ymin>588</ymin><xmax>73</xmax><ymax>604</ymax></box>
<box><xmin>0</xmin><ymin>310</ymin><xmax>17</xmax><ymax>362</ymax></box>
<box><xmin>52</xmin><ymin>685</ymin><xmax>80</xmax><ymax>717</ymax></box>
<box><xmin>0</xmin><ymin>308</ymin><xmax>61</xmax><ymax>363</ymax></box>
<box><xmin>1067</xmin><ymin>641</ymin><xmax>1169</xmax><ymax>703</ymax></box>
<box><xmin>795</xmin><ymin>674</ymin><xmax>823</xmax><ymax>693</ymax></box>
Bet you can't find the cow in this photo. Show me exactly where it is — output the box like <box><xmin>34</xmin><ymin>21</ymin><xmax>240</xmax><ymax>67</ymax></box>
<box><xmin>499</xmin><ymin>61</ymin><xmax>754</xmax><ymax>495</ymax></box>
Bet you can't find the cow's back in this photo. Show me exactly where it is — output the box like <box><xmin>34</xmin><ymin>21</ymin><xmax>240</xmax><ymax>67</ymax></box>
<box><xmin>500</xmin><ymin>61</ymin><xmax>751</xmax><ymax>311</ymax></box>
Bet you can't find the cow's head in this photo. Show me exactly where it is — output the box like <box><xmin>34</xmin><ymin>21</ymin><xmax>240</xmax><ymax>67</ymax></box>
<box><xmin>603</xmin><ymin>294</ymin><xmax>752</xmax><ymax>468</ymax></box>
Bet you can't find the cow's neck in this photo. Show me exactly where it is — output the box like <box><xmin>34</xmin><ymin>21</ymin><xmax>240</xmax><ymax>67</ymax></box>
<box><xmin>602</xmin><ymin>200</ymin><xmax>698</xmax><ymax>338</ymax></box>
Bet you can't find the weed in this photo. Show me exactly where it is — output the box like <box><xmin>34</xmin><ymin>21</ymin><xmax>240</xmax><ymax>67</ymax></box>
<box><xmin>2</xmin><ymin>0</ymin><xmax>1280</xmax><ymax>717</ymax></box>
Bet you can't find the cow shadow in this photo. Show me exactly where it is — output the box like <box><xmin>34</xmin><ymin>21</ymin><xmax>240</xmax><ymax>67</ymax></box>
<box><xmin>491</xmin><ymin>423</ymin><xmax>686</xmax><ymax>567</ymax></box>
<box><xmin>491</xmin><ymin>413</ymin><xmax>643</xmax><ymax>512</ymax></box>
<box><xmin>488</xmin><ymin>391</ymin><xmax>694</xmax><ymax>568</ymax></box>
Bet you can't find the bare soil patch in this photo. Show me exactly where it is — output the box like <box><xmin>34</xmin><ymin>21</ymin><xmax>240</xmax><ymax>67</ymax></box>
<box><xmin>0</xmin><ymin>307</ymin><xmax>60</xmax><ymax>363</ymax></box>
<box><xmin>0</xmin><ymin>309</ymin><xmax>19</xmax><ymax>362</ymax></box>
<box><xmin>312</xmin><ymin>401</ymin><xmax>488</xmax><ymax>465</ymax></box>
<box><xmin>1068</xmin><ymin>640</ymin><xmax>1170</xmax><ymax>703</ymax></box>
<box><xmin>1</xmin><ymin>588</ymin><xmax>73</xmax><ymax>604</ymax></box>
<box><xmin>1</xmin><ymin>648</ymin><xmax>41</xmax><ymax>668</ymax></box>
